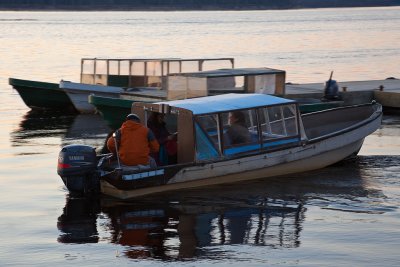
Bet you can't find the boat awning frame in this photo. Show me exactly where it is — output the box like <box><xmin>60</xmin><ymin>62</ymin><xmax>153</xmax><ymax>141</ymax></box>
<box><xmin>155</xmin><ymin>93</ymin><xmax>296</xmax><ymax>115</ymax></box>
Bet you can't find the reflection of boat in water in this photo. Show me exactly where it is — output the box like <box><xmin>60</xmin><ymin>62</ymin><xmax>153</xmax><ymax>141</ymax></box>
<box><xmin>57</xmin><ymin>158</ymin><xmax>385</xmax><ymax>260</ymax></box>
<box><xmin>57</xmin><ymin>197</ymin><xmax>99</xmax><ymax>244</ymax></box>
<box><xmin>62</xmin><ymin>114</ymin><xmax>111</xmax><ymax>150</ymax></box>
<box><xmin>10</xmin><ymin>110</ymin><xmax>111</xmax><ymax>152</ymax></box>
<box><xmin>57</xmin><ymin>195</ymin><xmax>305</xmax><ymax>259</ymax></box>
<box><xmin>10</xmin><ymin>109</ymin><xmax>75</xmax><ymax>147</ymax></box>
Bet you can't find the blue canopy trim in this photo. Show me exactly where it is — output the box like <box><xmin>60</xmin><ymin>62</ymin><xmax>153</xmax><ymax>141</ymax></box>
<box><xmin>157</xmin><ymin>94</ymin><xmax>296</xmax><ymax>115</ymax></box>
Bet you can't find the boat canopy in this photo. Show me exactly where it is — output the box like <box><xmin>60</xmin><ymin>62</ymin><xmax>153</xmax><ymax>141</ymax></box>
<box><xmin>80</xmin><ymin>57</ymin><xmax>234</xmax><ymax>88</ymax></box>
<box><xmin>168</xmin><ymin>67</ymin><xmax>285</xmax><ymax>78</ymax></box>
<box><xmin>134</xmin><ymin>93</ymin><xmax>302</xmax><ymax>164</ymax></box>
<box><xmin>166</xmin><ymin>67</ymin><xmax>286</xmax><ymax>100</ymax></box>
<box><xmin>157</xmin><ymin>93</ymin><xmax>296</xmax><ymax>115</ymax></box>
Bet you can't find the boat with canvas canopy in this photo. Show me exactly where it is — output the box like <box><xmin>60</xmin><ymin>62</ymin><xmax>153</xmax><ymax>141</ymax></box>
<box><xmin>60</xmin><ymin>57</ymin><xmax>235</xmax><ymax>113</ymax></box>
<box><xmin>57</xmin><ymin>93</ymin><xmax>381</xmax><ymax>200</ymax></box>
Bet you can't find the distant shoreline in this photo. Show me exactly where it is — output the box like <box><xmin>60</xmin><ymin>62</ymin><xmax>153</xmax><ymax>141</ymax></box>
<box><xmin>1</xmin><ymin>4</ymin><xmax>399</xmax><ymax>12</ymax></box>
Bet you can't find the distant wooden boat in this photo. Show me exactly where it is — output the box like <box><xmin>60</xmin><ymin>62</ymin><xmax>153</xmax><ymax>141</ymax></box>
<box><xmin>9</xmin><ymin>57</ymin><xmax>234</xmax><ymax>112</ymax></box>
<box><xmin>374</xmin><ymin>89</ymin><xmax>400</xmax><ymax>110</ymax></box>
<box><xmin>57</xmin><ymin>93</ymin><xmax>382</xmax><ymax>200</ymax></box>
<box><xmin>9</xmin><ymin>78</ymin><xmax>76</xmax><ymax>112</ymax></box>
<box><xmin>60</xmin><ymin>57</ymin><xmax>235</xmax><ymax>113</ymax></box>
<box><xmin>88</xmin><ymin>94</ymin><xmax>134</xmax><ymax>130</ymax></box>
<box><xmin>60</xmin><ymin>81</ymin><xmax>125</xmax><ymax>114</ymax></box>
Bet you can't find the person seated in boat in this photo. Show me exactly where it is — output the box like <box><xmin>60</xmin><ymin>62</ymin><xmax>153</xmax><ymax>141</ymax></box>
<box><xmin>225</xmin><ymin>110</ymin><xmax>251</xmax><ymax>146</ymax></box>
<box><xmin>147</xmin><ymin>112</ymin><xmax>177</xmax><ymax>165</ymax></box>
<box><xmin>106</xmin><ymin>113</ymin><xmax>159</xmax><ymax>168</ymax></box>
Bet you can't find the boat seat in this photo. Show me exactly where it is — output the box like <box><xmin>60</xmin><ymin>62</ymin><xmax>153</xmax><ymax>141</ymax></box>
<box><xmin>121</xmin><ymin>164</ymin><xmax>152</xmax><ymax>174</ymax></box>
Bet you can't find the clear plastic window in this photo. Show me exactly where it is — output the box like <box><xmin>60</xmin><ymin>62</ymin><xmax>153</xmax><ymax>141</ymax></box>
<box><xmin>221</xmin><ymin>109</ymin><xmax>259</xmax><ymax>149</ymax></box>
<box><xmin>258</xmin><ymin>104</ymin><xmax>299</xmax><ymax>142</ymax></box>
<box><xmin>195</xmin><ymin>114</ymin><xmax>220</xmax><ymax>160</ymax></box>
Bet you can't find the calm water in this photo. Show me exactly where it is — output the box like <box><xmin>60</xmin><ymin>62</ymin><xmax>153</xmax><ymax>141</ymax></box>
<box><xmin>0</xmin><ymin>7</ymin><xmax>400</xmax><ymax>266</ymax></box>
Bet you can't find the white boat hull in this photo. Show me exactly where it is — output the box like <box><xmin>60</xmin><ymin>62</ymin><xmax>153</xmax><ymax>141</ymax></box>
<box><xmin>60</xmin><ymin>81</ymin><xmax>124</xmax><ymax>113</ymax></box>
<box><xmin>101</xmin><ymin>111</ymin><xmax>381</xmax><ymax>199</ymax></box>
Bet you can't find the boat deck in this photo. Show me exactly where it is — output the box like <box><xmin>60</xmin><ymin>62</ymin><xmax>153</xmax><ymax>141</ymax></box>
<box><xmin>120</xmin><ymin>87</ymin><xmax>167</xmax><ymax>101</ymax></box>
<box><xmin>285</xmin><ymin>79</ymin><xmax>400</xmax><ymax>108</ymax></box>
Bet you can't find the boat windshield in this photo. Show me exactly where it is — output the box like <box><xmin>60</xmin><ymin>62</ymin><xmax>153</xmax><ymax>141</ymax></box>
<box><xmin>194</xmin><ymin>103</ymin><xmax>300</xmax><ymax>160</ymax></box>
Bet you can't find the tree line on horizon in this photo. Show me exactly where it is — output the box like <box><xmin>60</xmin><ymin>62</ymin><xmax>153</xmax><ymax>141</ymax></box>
<box><xmin>0</xmin><ymin>0</ymin><xmax>399</xmax><ymax>10</ymax></box>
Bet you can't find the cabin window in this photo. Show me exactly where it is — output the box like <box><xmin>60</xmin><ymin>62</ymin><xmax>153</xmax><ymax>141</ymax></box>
<box><xmin>221</xmin><ymin>109</ymin><xmax>261</xmax><ymax>155</ymax></box>
<box><xmin>194</xmin><ymin>114</ymin><xmax>221</xmax><ymax>160</ymax></box>
<box><xmin>258</xmin><ymin>104</ymin><xmax>299</xmax><ymax>148</ymax></box>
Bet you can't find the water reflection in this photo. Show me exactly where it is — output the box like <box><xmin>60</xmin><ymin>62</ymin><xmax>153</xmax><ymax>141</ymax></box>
<box><xmin>10</xmin><ymin>110</ymin><xmax>111</xmax><ymax>151</ymax></box>
<box><xmin>57</xmin><ymin>197</ymin><xmax>100</xmax><ymax>244</ymax></box>
<box><xmin>10</xmin><ymin>110</ymin><xmax>75</xmax><ymax>146</ymax></box>
<box><xmin>62</xmin><ymin>113</ymin><xmax>111</xmax><ymax>150</ymax></box>
<box><xmin>57</xmin><ymin>157</ymin><xmax>390</xmax><ymax>261</ymax></box>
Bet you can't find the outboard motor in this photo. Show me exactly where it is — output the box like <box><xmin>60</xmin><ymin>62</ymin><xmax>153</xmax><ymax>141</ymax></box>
<box><xmin>324</xmin><ymin>79</ymin><xmax>340</xmax><ymax>100</ymax></box>
<box><xmin>57</xmin><ymin>145</ymin><xmax>99</xmax><ymax>195</ymax></box>
<box><xmin>323</xmin><ymin>71</ymin><xmax>340</xmax><ymax>100</ymax></box>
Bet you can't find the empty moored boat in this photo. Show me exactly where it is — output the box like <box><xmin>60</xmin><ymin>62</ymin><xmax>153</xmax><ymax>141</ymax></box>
<box><xmin>61</xmin><ymin>57</ymin><xmax>235</xmax><ymax>113</ymax></box>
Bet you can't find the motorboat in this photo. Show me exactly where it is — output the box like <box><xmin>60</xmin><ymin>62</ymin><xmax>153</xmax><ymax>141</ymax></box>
<box><xmin>57</xmin><ymin>93</ymin><xmax>382</xmax><ymax>199</ymax></box>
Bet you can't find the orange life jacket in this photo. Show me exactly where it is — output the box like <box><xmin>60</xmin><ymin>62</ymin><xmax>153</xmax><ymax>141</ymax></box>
<box><xmin>107</xmin><ymin>120</ymin><xmax>159</xmax><ymax>166</ymax></box>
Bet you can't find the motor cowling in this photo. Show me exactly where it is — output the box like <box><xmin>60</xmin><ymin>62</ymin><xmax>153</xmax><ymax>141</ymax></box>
<box><xmin>57</xmin><ymin>145</ymin><xmax>99</xmax><ymax>195</ymax></box>
<box><xmin>324</xmin><ymin>79</ymin><xmax>340</xmax><ymax>100</ymax></box>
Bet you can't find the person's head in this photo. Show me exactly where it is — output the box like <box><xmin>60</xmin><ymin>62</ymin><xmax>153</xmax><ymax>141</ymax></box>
<box><xmin>229</xmin><ymin>111</ymin><xmax>246</xmax><ymax>126</ymax></box>
<box><xmin>126</xmin><ymin>113</ymin><xmax>141</xmax><ymax>123</ymax></box>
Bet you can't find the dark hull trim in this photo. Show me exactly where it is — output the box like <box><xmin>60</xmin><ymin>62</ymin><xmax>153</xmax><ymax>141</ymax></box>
<box><xmin>9</xmin><ymin>78</ymin><xmax>77</xmax><ymax>112</ymax></box>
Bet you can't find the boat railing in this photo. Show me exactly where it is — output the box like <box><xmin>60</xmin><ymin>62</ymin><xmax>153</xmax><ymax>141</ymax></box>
<box><xmin>79</xmin><ymin>57</ymin><xmax>235</xmax><ymax>88</ymax></box>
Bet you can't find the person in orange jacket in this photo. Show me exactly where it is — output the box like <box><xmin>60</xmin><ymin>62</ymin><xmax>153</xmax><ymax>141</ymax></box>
<box><xmin>107</xmin><ymin>113</ymin><xmax>159</xmax><ymax>167</ymax></box>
